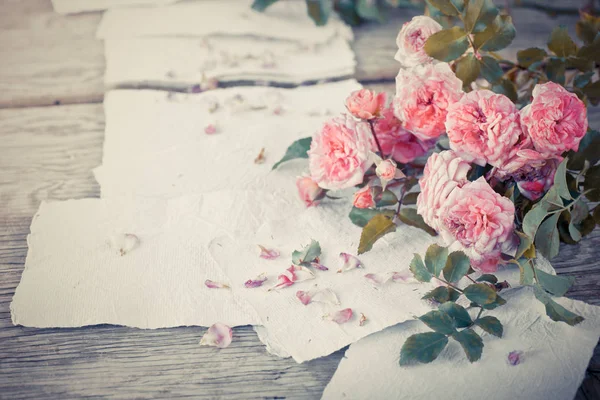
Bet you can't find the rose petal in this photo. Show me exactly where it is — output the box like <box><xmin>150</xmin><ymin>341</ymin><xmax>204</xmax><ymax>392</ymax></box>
<box><xmin>296</xmin><ymin>290</ymin><xmax>312</xmax><ymax>305</ymax></box>
<box><xmin>390</xmin><ymin>271</ymin><xmax>417</xmax><ymax>283</ymax></box>
<box><xmin>312</xmin><ymin>288</ymin><xmax>340</xmax><ymax>306</ymax></box>
<box><xmin>338</xmin><ymin>253</ymin><xmax>364</xmax><ymax>273</ymax></box>
<box><xmin>244</xmin><ymin>273</ymin><xmax>268</xmax><ymax>288</ymax></box>
<box><xmin>310</xmin><ymin>262</ymin><xmax>329</xmax><ymax>271</ymax></box>
<box><xmin>287</xmin><ymin>265</ymin><xmax>316</xmax><ymax>282</ymax></box>
<box><xmin>204</xmin><ymin>123</ymin><xmax>218</xmax><ymax>135</ymax></box>
<box><xmin>109</xmin><ymin>233</ymin><xmax>139</xmax><ymax>256</ymax></box>
<box><xmin>508</xmin><ymin>350</ymin><xmax>523</xmax><ymax>366</ymax></box>
<box><xmin>204</xmin><ymin>279</ymin><xmax>230</xmax><ymax>289</ymax></box>
<box><xmin>258</xmin><ymin>245</ymin><xmax>280</xmax><ymax>260</ymax></box>
<box><xmin>199</xmin><ymin>323</ymin><xmax>233</xmax><ymax>348</ymax></box>
<box><xmin>268</xmin><ymin>274</ymin><xmax>294</xmax><ymax>291</ymax></box>
<box><xmin>325</xmin><ymin>308</ymin><xmax>353</xmax><ymax>324</ymax></box>
<box><xmin>365</xmin><ymin>271</ymin><xmax>416</xmax><ymax>287</ymax></box>
<box><xmin>359</xmin><ymin>313</ymin><xmax>367</xmax><ymax>326</ymax></box>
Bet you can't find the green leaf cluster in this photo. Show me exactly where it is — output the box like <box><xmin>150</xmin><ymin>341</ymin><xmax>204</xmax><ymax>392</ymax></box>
<box><xmin>292</xmin><ymin>239</ymin><xmax>322</xmax><ymax>266</ymax></box>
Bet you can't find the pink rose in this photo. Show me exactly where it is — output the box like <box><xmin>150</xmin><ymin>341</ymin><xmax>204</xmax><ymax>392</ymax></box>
<box><xmin>309</xmin><ymin>114</ymin><xmax>373</xmax><ymax>190</ymax></box>
<box><xmin>496</xmin><ymin>151</ymin><xmax>559</xmax><ymax>201</ymax></box>
<box><xmin>372</xmin><ymin>107</ymin><xmax>435</xmax><ymax>163</ymax></box>
<box><xmin>394</xmin><ymin>16</ymin><xmax>443</xmax><ymax>68</ymax></box>
<box><xmin>394</xmin><ymin>63</ymin><xmax>463</xmax><ymax>141</ymax></box>
<box><xmin>296</xmin><ymin>176</ymin><xmax>324</xmax><ymax>207</ymax></box>
<box><xmin>376</xmin><ymin>159</ymin><xmax>397</xmax><ymax>181</ymax></box>
<box><xmin>345</xmin><ymin>89</ymin><xmax>387</xmax><ymax>120</ymax></box>
<box><xmin>353</xmin><ymin>186</ymin><xmax>375</xmax><ymax>209</ymax></box>
<box><xmin>446</xmin><ymin>90</ymin><xmax>522</xmax><ymax>167</ymax></box>
<box><xmin>438</xmin><ymin>178</ymin><xmax>516</xmax><ymax>273</ymax></box>
<box><xmin>416</xmin><ymin>150</ymin><xmax>471</xmax><ymax>232</ymax></box>
<box><xmin>520</xmin><ymin>82</ymin><xmax>588</xmax><ymax>157</ymax></box>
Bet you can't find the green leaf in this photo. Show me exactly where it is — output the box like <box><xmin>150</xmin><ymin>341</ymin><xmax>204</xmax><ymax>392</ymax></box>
<box><xmin>479</xmin><ymin>294</ymin><xmax>506</xmax><ymax>310</ymax></box>
<box><xmin>475</xmin><ymin>316</ymin><xmax>503</xmax><ymax>337</ymax></box>
<box><xmin>455</xmin><ymin>54</ymin><xmax>481</xmax><ymax>87</ymax></box>
<box><xmin>473</xmin><ymin>15</ymin><xmax>515</xmax><ymax>51</ymax></box>
<box><xmin>358</xmin><ymin>214</ymin><xmax>396</xmax><ymax>254</ymax></box>
<box><xmin>515</xmin><ymin>231</ymin><xmax>534</xmax><ymax>260</ymax></box>
<box><xmin>577</xmin><ymin>33</ymin><xmax>600</xmax><ymax>63</ymax></box>
<box><xmin>553</xmin><ymin>158</ymin><xmax>573</xmax><ymax>200</ymax></box>
<box><xmin>376</xmin><ymin>189</ymin><xmax>398</xmax><ymax>207</ymax></box>
<box><xmin>534</xmin><ymin>284</ymin><xmax>584</xmax><ymax>326</ymax></box>
<box><xmin>402</xmin><ymin>192</ymin><xmax>419</xmax><ymax>205</ymax></box>
<box><xmin>272</xmin><ymin>137</ymin><xmax>312</xmax><ymax>170</ymax></box>
<box><xmin>464</xmin><ymin>283</ymin><xmax>497</xmax><ymax>305</ymax></box>
<box><xmin>569</xmin><ymin>201</ymin><xmax>588</xmax><ymax>242</ymax></box>
<box><xmin>534</xmin><ymin>212</ymin><xmax>561</xmax><ymax>259</ymax></box>
<box><xmin>535</xmin><ymin>268</ymin><xmax>575</xmax><ymax>297</ymax></box>
<box><xmin>583</xmin><ymin>80</ymin><xmax>600</xmax><ymax>106</ymax></box>
<box><xmin>292</xmin><ymin>239</ymin><xmax>321</xmax><ymax>266</ymax></box>
<box><xmin>426</xmin><ymin>0</ymin><xmax>460</xmax><ymax>16</ymax></box>
<box><xmin>517</xmin><ymin>47</ymin><xmax>547</xmax><ymax>68</ymax></box>
<box><xmin>491</xmin><ymin>79</ymin><xmax>517</xmax><ymax>102</ymax></box>
<box><xmin>349</xmin><ymin>207</ymin><xmax>395</xmax><ymax>228</ymax></box>
<box><xmin>479</xmin><ymin>55</ymin><xmax>503</xmax><ymax>83</ymax></box>
<box><xmin>574</xmin><ymin>71</ymin><xmax>595</xmax><ymax>89</ymax></box>
<box><xmin>566</xmin><ymin>56</ymin><xmax>594</xmax><ymax>72</ymax></box>
<box><xmin>442</xmin><ymin>251</ymin><xmax>471</xmax><ymax>283</ymax></box>
<box><xmin>400</xmin><ymin>332</ymin><xmax>449</xmax><ymax>365</ymax></box>
<box><xmin>567</xmin><ymin>129</ymin><xmax>600</xmax><ymax>170</ymax></box>
<box><xmin>424</xmin><ymin>27</ymin><xmax>469</xmax><ymax>62</ymax></box>
<box><xmin>522</xmin><ymin>201</ymin><xmax>550</xmax><ymax>239</ymax></box>
<box><xmin>448</xmin><ymin>287</ymin><xmax>461</xmax><ymax>302</ymax></box>
<box><xmin>410</xmin><ymin>253</ymin><xmax>433</xmax><ymax>283</ymax></box>
<box><xmin>548</xmin><ymin>26</ymin><xmax>577</xmax><ymax>57</ymax></box>
<box><xmin>464</xmin><ymin>0</ymin><xmax>498</xmax><ymax>33</ymax></box>
<box><xmin>452</xmin><ymin>329</ymin><xmax>483</xmax><ymax>362</ymax></box>
<box><xmin>476</xmin><ymin>274</ymin><xmax>498</xmax><ymax>284</ymax></box>
<box><xmin>439</xmin><ymin>302</ymin><xmax>472</xmax><ymax>328</ymax></box>
<box><xmin>251</xmin><ymin>0</ymin><xmax>279</xmax><ymax>11</ymax></box>
<box><xmin>517</xmin><ymin>258</ymin><xmax>534</xmax><ymax>286</ymax></box>
<box><xmin>424</xmin><ymin>244</ymin><xmax>448</xmax><ymax>278</ymax></box>
<box><xmin>397</xmin><ymin>208</ymin><xmax>437</xmax><ymax>236</ymax></box>
<box><xmin>584</xmin><ymin>164</ymin><xmax>600</xmax><ymax>201</ymax></box>
<box><xmin>356</xmin><ymin>0</ymin><xmax>387</xmax><ymax>22</ymax></box>
<box><xmin>305</xmin><ymin>0</ymin><xmax>330</xmax><ymax>26</ymax></box>
<box><xmin>423</xmin><ymin>286</ymin><xmax>450</xmax><ymax>303</ymax></box>
<box><xmin>418</xmin><ymin>310</ymin><xmax>456</xmax><ymax>335</ymax></box>
<box><xmin>333</xmin><ymin>0</ymin><xmax>362</xmax><ymax>25</ymax></box>
<box><xmin>545</xmin><ymin>57</ymin><xmax>566</xmax><ymax>85</ymax></box>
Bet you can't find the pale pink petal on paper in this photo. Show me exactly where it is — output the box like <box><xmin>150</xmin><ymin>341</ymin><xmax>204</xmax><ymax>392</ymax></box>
<box><xmin>204</xmin><ymin>279</ymin><xmax>230</xmax><ymax>289</ymax></box>
<box><xmin>244</xmin><ymin>274</ymin><xmax>268</xmax><ymax>288</ymax></box>
<box><xmin>296</xmin><ymin>290</ymin><xmax>312</xmax><ymax>305</ymax></box>
<box><xmin>359</xmin><ymin>313</ymin><xmax>367</xmax><ymax>326</ymax></box>
<box><xmin>508</xmin><ymin>350</ymin><xmax>523</xmax><ymax>366</ymax></box>
<box><xmin>268</xmin><ymin>274</ymin><xmax>294</xmax><ymax>291</ymax></box>
<box><xmin>109</xmin><ymin>233</ymin><xmax>139</xmax><ymax>256</ymax></box>
<box><xmin>338</xmin><ymin>253</ymin><xmax>364</xmax><ymax>273</ymax></box>
<box><xmin>258</xmin><ymin>245</ymin><xmax>280</xmax><ymax>260</ymax></box>
<box><xmin>199</xmin><ymin>323</ymin><xmax>233</xmax><ymax>348</ymax></box>
<box><xmin>325</xmin><ymin>308</ymin><xmax>353</xmax><ymax>324</ymax></box>
<box><xmin>310</xmin><ymin>262</ymin><xmax>329</xmax><ymax>271</ymax></box>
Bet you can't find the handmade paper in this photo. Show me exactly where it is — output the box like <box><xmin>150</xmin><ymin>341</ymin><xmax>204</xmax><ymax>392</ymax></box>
<box><xmin>52</xmin><ymin>0</ymin><xmax>177</xmax><ymax>14</ymax></box>
<box><xmin>322</xmin><ymin>286</ymin><xmax>600</xmax><ymax>400</ymax></box>
<box><xmin>95</xmin><ymin>80</ymin><xmax>361</xmax><ymax>199</ymax></box>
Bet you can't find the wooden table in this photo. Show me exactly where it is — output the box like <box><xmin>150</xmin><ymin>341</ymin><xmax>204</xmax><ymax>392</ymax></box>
<box><xmin>0</xmin><ymin>1</ymin><xmax>598</xmax><ymax>398</ymax></box>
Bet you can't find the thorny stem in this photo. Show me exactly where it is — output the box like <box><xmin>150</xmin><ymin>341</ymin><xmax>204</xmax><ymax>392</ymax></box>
<box><xmin>367</xmin><ymin>119</ymin><xmax>384</xmax><ymax>157</ymax></box>
<box><xmin>434</xmin><ymin>277</ymin><xmax>464</xmax><ymax>293</ymax></box>
<box><xmin>466</xmin><ymin>275</ymin><xmax>477</xmax><ymax>284</ymax></box>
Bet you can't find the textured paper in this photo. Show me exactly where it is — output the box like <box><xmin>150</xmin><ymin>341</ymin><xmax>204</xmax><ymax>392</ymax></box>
<box><xmin>104</xmin><ymin>36</ymin><xmax>355</xmax><ymax>87</ymax></box>
<box><xmin>96</xmin><ymin>1</ymin><xmax>353</xmax><ymax>46</ymax></box>
<box><xmin>11</xmin><ymin>190</ymin><xmax>304</xmax><ymax>329</ymax></box>
<box><xmin>52</xmin><ymin>0</ymin><xmax>177</xmax><ymax>14</ymax></box>
<box><xmin>322</xmin><ymin>287</ymin><xmax>600</xmax><ymax>400</ymax></box>
<box><xmin>95</xmin><ymin>80</ymin><xmax>361</xmax><ymax>199</ymax></box>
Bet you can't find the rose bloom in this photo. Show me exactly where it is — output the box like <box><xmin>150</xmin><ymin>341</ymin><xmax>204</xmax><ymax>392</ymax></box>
<box><xmin>394</xmin><ymin>63</ymin><xmax>463</xmax><ymax>141</ymax></box>
<box><xmin>520</xmin><ymin>82</ymin><xmax>588</xmax><ymax>157</ymax></box>
<box><xmin>296</xmin><ymin>176</ymin><xmax>324</xmax><ymax>207</ymax></box>
<box><xmin>439</xmin><ymin>178</ymin><xmax>516</xmax><ymax>273</ymax></box>
<box><xmin>353</xmin><ymin>185</ymin><xmax>375</xmax><ymax>209</ymax></box>
<box><xmin>394</xmin><ymin>16</ymin><xmax>442</xmax><ymax>68</ymax></box>
<box><xmin>496</xmin><ymin>149</ymin><xmax>559</xmax><ymax>201</ymax></box>
<box><xmin>416</xmin><ymin>150</ymin><xmax>471</xmax><ymax>232</ymax></box>
<box><xmin>372</xmin><ymin>107</ymin><xmax>435</xmax><ymax>163</ymax></box>
<box><xmin>345</xmin><ymin>89</ymin><xmax>387</xmax><ymax>120</ymax></box>
<box><xmin>376</xmin><ymin>159</ymin><xmax>397</xmax><ymax>181</ymax></box>
<box><xmin>446</xmin><ymin>90</ymin><xmax>522</xmax><ymax>167</ymax></box>
<box><xmin>308</xmin><ymin>114</ymin><xmax>372</xmax><ymax>190</ymax></box>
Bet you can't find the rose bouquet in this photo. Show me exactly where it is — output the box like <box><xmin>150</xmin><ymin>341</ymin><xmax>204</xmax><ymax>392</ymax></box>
<box><xmin>273</xmin><ymin>1</ymin><xmax>600</xmax><ymax>364</ymax></box>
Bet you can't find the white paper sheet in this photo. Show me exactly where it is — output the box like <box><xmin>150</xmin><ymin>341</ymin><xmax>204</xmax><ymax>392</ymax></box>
<box><xmin>95</xmin><ymin>80</ymin><xmax>361</xmax><ymax>199</ymax></box>
<box><xmin>322</xmin><ymin>286</ymin><xmax>600</xmax><ymax>400</ymax></box>
<box><xmin>96</xmin><ymin>1</ymin><xmax>353</xmax><ymax>46</ymax></box>
<box><xmin>51</xmin><ymin>0</ymin><xmax>178</xmax><ymax>14</ymax></box>
<box><xmin>104</xmin><ymin>36</ymin><xmax>355</xmax><ymax>87</ymax></box>
<box><xmin>11</xmin><ymin>190</ymin><xmax>304</xmax><ymax>329</ymax></box>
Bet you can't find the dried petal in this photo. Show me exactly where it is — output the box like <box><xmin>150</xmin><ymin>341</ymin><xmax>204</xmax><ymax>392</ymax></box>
<box><xmin>508</xmin><ymin>350</ymin><xmax>523</xmax><ymax>366</ymax></box>
<box><xmin>258</xmin><ymin>245</ymin><xmax>279</xmax><ymax>260</ymax></box>
<box><xmin>109</xmin><ymin>233</ymin><xmax>139</xmax><ymax>256</ymax></box>
<box><xmin>254</xmin><ymin>148</ymin><xmax>266</xmax><ymax>164</ymax></box>
<box><xmin>244</xmin><ymin>273</ymin><xmax>268</xmax><ymax>288</ymax></box>
<box><xmin>287</xmin><ymin>265</ymin><xmax>316</xmax><ymax>282</ymax></box>
<box><xmin>296</xmin><ymin>290</ymin><xmax>312</xmax><ymax>305</ymax></box>
<box><xmin>310</xmin><ymin>262</ymin><xmax>328</xmax><ymax>271</ymax></box>
<box><xmin>312</xmin><ymin>288</ymin><xmax>340</xmax><ymax>305</ymax></box>
<box><xmin>365</xmin><ymin>271</ymin><xmax>416</xmax><ymax>287</ymax></box>
<box><xmin>204</xmin><ymin>123</ymin><xmax>218</xmax><ymax>135</ymax></box>
<box><xmin>199</xmin><ymin>323</ymin><xmax>232</xmax><ymax>348</ymax></box>
<box><xmin>389</xmin><ymin>271</ymin><xmax>416</xmax><ymax>283</ymax></box>
<box><xmin>268</xmin><ymin>274</ymin><xmax>294</xmax><ymax>291</ymax></box>
<box><xmin>338</xmin><ymin>253</ymin><xmax>364</xmax><ymax>273</ymax></box>
<box><xmin>273</xmin><ymin>105</ymin><xmax>284</xmax><ymax>115</ymax></box>
<box><xmin>204</xmin><ymin>279</ymin><xmax>230</xmax><ymax>289</ymax></box>
<box><xmin>359</xmin><ymin>313</ymin><xmax>367</xmax><ymax>326</ymax></box>
<box><xmin>325</xmin><ymin>308</ymin><xmax>353</xmax><ymax>324</ymax></box>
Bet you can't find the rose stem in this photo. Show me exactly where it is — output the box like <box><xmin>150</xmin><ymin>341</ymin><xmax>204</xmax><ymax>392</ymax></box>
<box><xmin>367</xmin><ymin>119</ymin><xmax>384</xmax><ymax>157</ymax></box>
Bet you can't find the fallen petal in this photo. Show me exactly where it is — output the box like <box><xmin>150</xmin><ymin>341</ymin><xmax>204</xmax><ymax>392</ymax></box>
<box><xmin>109</xmin><ymin>233</ymin><xmax>139</xmax><ymax>256</ymax></box>
<box><xmin>389</xmin><ymin>271</ymin><xmax>417</xmax><ymax>283</ymax></box>
<box><xmin>325</xmin><ymin>308</ymin><xmax>353</xmax><ymax>324</ymax></box>
<box><xmin>289</xmin><ymin>265</ymin><xmax>316</xmax><ymax>282</ymax></box>
<box><xmin>310</xmin><ymin>262</ymin><xmax>329</xmax><ymax>271</ymax></box>
<box><xmin>268</xmin><ymin>274</ymin><xmax>294</xmax><ymax>291</ymax></box>
<box><xmin>359</xmin><ymin>313</ymin><xmax>367</xmax><ymax>326</ymax></box>
<box><xmin>258</xmin><ymin>245</ymin><xmax>280</xmax><ymax>260</ymax></box>
<box><xmin>254</xmin><ymin>148</ymin><xmax>266</xmax><ymax>164</ymax></box>
<box><xmin>204</xmin><ymin>123</ymin><xmax>218</xmax><ymax>135</ymax></box>
<box><xmin>338</xmin><ymin>253</ymin><xmax>364</xmax><ymax>273</ymax></box>
<box><xmin>312</xmin><ymin>288</ymin><xmax>340</xmax><ymax>305</ymax></box>
<box><xmin>296</xmin><ymin>290</ymin><xmax>312</xmax><ymax>305</ymax></box>
<box><xmin>244</xmin><ymin>273</ymin><xmax>268</xmax><ymax>288</ymax></box>
<box><xmin>364</xmin><ymin>273</ymin><xmax>385</xmax><ymax>286</ymax></box>
<box><xmin>199</xmin><ymin>323</ymin><xmax>232</xmax><ymax>348</ymax></box>
<box><xmin>508</xmin><ymin>350</ymin><xmax>523</xmax><ymax>366</ymax></box>
<box><xmin>205</xmin><ymin>279</ymin><xmax>230</xmax><ymax>289</ymax></box>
